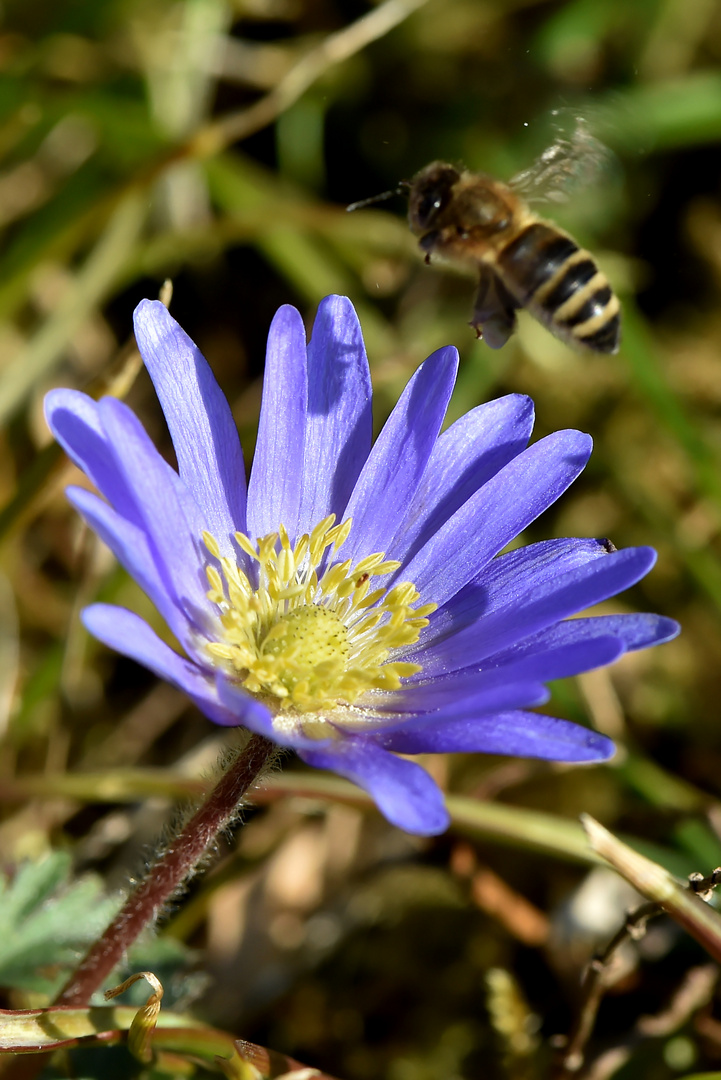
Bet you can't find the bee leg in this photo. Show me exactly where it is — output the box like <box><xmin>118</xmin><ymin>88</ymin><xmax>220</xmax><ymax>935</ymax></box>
<box><xmin>418</xmin><ymin>232</ymin><xmax>440</xmax><ymax>265</ymax></box>
<box><xmin>470</xmin><ymin>268</ymin><xmax>519</xmax><ymax>349</ymax></box>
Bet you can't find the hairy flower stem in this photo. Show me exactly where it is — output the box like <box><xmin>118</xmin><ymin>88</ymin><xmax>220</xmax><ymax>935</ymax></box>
<box><xmin>55</xmin><ymin>732</ymin><xmax>275</xmax><ymax>1007</ymax></box>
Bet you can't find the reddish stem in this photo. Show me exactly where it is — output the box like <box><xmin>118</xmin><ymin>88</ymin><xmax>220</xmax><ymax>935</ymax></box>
<box><xmin>54</xmin><ymin>733</ymin><xmax>275</xmax><ymax>1007</ymax></box>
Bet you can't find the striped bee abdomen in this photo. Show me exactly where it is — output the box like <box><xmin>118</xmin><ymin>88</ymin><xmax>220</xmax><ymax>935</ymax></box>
<box><xmin>497</xmin><ymin>224</ymin><xmax>577</xmax><ymax>300</ymax></box>
<box><xmin>496</xmin><ymin>223</ymin><xmax>621</xmax><ymax>354</ymax></box>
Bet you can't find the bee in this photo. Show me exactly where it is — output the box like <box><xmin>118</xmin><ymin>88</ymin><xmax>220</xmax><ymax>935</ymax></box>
<box><xmin>407</xmin><ymin>157</ymin><xmax>620</xmax><ymax>353</ymax></box>
<box><xmin>351</xmin><ymin>121</ymin><xmax>620</xmax><ymax>353</ymax></box>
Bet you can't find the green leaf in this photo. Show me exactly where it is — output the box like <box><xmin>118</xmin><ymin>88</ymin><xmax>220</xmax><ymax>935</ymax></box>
<box><xmin>0</xmin><ymin>852</ymin><xmax>120</xmax><ymax>994</ymax></box>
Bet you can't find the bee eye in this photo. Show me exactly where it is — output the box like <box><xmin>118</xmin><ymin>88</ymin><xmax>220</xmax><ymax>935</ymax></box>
<box><xmin>417</xmin><ymin>192</ymin><xmax>443</xmax><ymax>225</ymax></box>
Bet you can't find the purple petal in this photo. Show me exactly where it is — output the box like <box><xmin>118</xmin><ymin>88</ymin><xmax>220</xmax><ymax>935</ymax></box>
<box><xmin>419</xmin><ymin>537</ymin><xmax>613</xmax><ymax>646</ymax></box>
<box><xmin>382</xmin><ymin>635</ymin><xmax>622</xmax><ymax>717</ymax></box>
<box><xmin>483</xmin><ymin>612</ymin><xmax>680</xmax><ymax>668</ymax></box>
<box><xmin>133</xmin><ymin>300</ymin><xmax>247</xmax><ymax>549</ymax></box>
<box><xmin>45</xmin><ymin>389</ymin><xmax>143</xmax><ymax>525</ymax></box>
<box><xmin>298</xmin><ymin>736</ymin><xmax>450</xmax><ymax>835</ymax></box>
<box><xmin>478</xmin><ymin>633</ymin><xmax>624</xmax><ymax>682</ymax></box>
<box><xmin>412</xmin><ymin>546</ymin><xmax>658</xmax><ymax>677</ymax></box>
<box><xmin>370</xmin><ymin>675</ymin><xmax>550</xmax><ymax>716</ymax></box>
<box><xmin>98</xmin><ymin>397</ymin><xmax>211</xmax><ymax>625</ymax></box>
<box><xmin>81</xmin><ymin>604</ymin><xmax>263</xmax><ymax>728</ymax></box>
<box><xmin>390</xmin><ymin>394</ymin><xmax>534</xmax><ymax>564</ymax></box>
<box><xmin>247</xmin><ymin>305</ymin><xmax>308</xmax><ymax>541</ymax></box>
<box><xmin>342</xmin><ymin>346</ymin><xmax>459</xmax><ymax>562</ymax></box>
<box><xmin>297</xmin><ymin>296</ymin><xmax>373</xmax><ymax>530</ymax></box>
<box><xmin>402</xmin><ymin>429</ymin><xmax>593</xmax><ymax>606</ymax></box>
<box><xmin>378</xmin><ymin>709</ymin><xmax>614</xmax><ymax>761</ymax></box>
<box><xmin>215</xmin><ymin>679</ymin><xmax>335</xmax><ymax>749</ymax></box>
<box><xmin>586</xmin><ymin>612</ymin><xmax>680</xmax><ymax>650</ymax></box>
<box><xmin>67</xmin><ymin>486</ymin><xmax>194</xmax><ymax>650</ymax></box>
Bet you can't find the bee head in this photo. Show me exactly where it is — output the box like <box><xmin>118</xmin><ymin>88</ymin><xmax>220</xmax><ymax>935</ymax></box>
<box><xmin>408</xmin><ymin>162</ymin><xmax>461</xmax><ymax>234</ymax></box>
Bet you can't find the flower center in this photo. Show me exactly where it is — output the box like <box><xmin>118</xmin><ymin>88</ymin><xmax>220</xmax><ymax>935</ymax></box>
<box><xmin>202</xmin><ymin>515</ymin><xmax>435</xmax><ymax>717</ymax></box>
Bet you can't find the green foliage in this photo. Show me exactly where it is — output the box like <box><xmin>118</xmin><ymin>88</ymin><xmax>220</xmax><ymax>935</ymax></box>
<box><xmin>0</xmin><ymin>853</ymin><xmax>120</xmax><ymax>994</ymax></box>
<box><xmin>3</xmin><ymin>0</ymin><xmax>721</xmax><ymax>1075</ymax></box>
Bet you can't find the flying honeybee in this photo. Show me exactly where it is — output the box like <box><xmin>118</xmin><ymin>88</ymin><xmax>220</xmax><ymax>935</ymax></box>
<box><xmin>351</xmin><ymin>120</ymin><xmax>621</xmax><ymax>353</ymax></box>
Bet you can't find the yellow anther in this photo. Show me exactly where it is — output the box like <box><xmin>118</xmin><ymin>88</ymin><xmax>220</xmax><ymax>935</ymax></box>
<box><xmin>234</xmin><ymin>532</ymin><xmax>258</xmax><ymax>559</ymax></box>
<box><xmin>202</xmin><ymin>517</ymin><xmax>432</xmax><ymax>719</ymax></box>
<box><xmin>203</xmin><ymin>531</ymin><xmax>221</xmax><ymax>558</ymax></box>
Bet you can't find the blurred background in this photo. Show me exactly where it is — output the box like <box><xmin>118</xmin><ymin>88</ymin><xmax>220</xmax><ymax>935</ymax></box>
<box><xmin>2</xmin><ymin>0</ymin><xmax>721</xmax><ymax>1077</ymax></box>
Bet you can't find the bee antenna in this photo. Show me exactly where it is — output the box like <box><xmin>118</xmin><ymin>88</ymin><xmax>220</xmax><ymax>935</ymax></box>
<box><xmin>346</xmin><ymin>187</ymin><xmax>403</xmax><ymax>213</ymax></box>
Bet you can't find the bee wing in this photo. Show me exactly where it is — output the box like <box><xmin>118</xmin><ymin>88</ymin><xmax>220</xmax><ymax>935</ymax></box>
<box><xmin>509</xmin><ymin>117</ymin><xmax>613</xmax><ymax>205</ymax></box>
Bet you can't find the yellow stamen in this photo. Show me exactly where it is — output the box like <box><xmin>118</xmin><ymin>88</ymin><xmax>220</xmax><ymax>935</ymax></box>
<box><xmin>201</xmin><ymin>516</ymin><xmax>435</xmax><ymax>723</ymax></box>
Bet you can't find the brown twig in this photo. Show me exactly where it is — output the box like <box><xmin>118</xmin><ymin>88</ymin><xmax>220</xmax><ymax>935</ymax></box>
<box><xmin>578</xmin><ymin>963</ymin><xmax>718</xmax><ymax>1080</ymax></box>
<box><xmin>583</xmin><ymin>817</ymin><xmax>721</xmax><ymax>964</ymax></box>
<box><xmin>552</xmin><ymin>816</ymin><xmax>721</xmax><ymax>1077</ymax></box>
<box><xmin>128</xmin><ymin>0</ymin><xmax>432</xmax><ymax>189</ymax></box>
<box><xmin>551</xmin><ymin>900</ymin><xmax>659</xmax><ymax>1077</ymax></box>
<box><xmin>184</xmin><ymin>0</ymin><xmax>432</xmax><ymax>160</ymax></box>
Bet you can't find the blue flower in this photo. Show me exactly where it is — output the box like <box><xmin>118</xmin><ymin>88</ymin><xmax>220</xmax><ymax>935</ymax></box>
<box><xmin>45</xmin><ymin>296</ymin><xmax>678</xmax><ymax>835</ymax></box>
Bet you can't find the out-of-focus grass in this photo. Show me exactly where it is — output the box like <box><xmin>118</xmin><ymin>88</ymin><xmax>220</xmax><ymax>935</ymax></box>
<box><xmin>3</xmin><ymin>0</ymin><xmax>721</xmax><ymax>1076</ymax></box>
